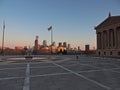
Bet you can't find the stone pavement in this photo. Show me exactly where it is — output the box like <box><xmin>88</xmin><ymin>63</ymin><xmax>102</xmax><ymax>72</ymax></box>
<box><xmin>0</xmin><ymin>55</ymin><xmax>120</xmax><ymax>90</ymax></box>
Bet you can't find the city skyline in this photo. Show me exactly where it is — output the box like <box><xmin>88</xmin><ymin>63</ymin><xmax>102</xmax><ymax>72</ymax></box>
<box><xmin>0</xmin><ymin>0</ymin><xmax>120</xmax><ymax>49</ymax></box>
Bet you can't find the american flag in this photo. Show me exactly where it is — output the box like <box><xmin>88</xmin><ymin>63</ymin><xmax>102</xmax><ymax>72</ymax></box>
<box><xmin>48</xmin><ymin>26</ymin><xmax>52</xmax><ymax>31</ymax></box>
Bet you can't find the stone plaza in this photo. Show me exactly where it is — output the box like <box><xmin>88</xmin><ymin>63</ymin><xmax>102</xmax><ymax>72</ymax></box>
<box><xmin>0</xmin><ymin>55</ymin><xmax>120</xmax><ymax>90</ymax></box>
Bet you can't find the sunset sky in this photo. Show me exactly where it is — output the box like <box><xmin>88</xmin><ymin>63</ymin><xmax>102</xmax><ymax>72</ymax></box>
<box><xmin>0</xmin><ymin>0</ymin><xmax>120</xmax><ymax>50</ymax></box>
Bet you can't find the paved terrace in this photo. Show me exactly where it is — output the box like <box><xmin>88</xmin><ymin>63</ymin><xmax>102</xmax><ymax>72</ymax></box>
<box><xmin>0</xmin><ymin>55</ymin><xmax>120</xmax><ymax>90</ymax></box>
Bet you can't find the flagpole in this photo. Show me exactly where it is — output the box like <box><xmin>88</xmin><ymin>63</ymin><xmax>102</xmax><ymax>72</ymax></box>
<box><xmin>51</xmin><ymin>28</ymin><xmax>53</xmax><ymax>54</ymax></box>
<box><xmin>48</xmin><ymin>26</ymin><xmax>53</xmax><ymax>55</ymax></box>
<box><xmin>2</xmin><ymin>21</ymin><xmax>5</xmax><ymax>56</ymax></box>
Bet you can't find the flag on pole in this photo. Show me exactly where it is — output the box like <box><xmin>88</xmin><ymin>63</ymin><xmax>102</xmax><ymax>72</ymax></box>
<box><xmin>3</xmin><ymin>20</ymin><xmax>5</xmax><ymax>30</ymax></box>
<box><xmin>48</xmin><ymin>26</ymin><xmax>52</xmax><ymax>31</ymax></box>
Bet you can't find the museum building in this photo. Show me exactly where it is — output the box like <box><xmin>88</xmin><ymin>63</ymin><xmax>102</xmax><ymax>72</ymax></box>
<box><xmin>95</xmin><ymin>14</ymin><xmax>120</xmax><ymax>57</ymax></box>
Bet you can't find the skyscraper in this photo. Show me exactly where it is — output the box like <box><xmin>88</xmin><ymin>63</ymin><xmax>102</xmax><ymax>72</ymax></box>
<box><xmin>63</xmin><ymin>42</ymin><xmax>67</xmax><ymax>47</ymax></box>
<box><xmin>43</xmin><ymin>40</ymin><xmax>47</xmax><ymax>47</ymax></box>
<box><xmin>52</xmin><ymin>41</ymin><xmax>56</xmax><ymax>46</ymax></box>
<box><xmin>68</xmin><ymin>44</ymin><xmax>71</xmax><ymax>50</ymax></box>
<box><xmin>58</xmin><ymin>42</ymin><xmax>62</xmax><ymax>47</ymax></box>
<box><xmin>85</xmin><ymin>44</ymin><xmax>90</xmax><ymax>51</ymax></box>
<box><xmin>34</xmin><ymin>36</ymin><xmax>40</xmax><ymax>50</ymax></box>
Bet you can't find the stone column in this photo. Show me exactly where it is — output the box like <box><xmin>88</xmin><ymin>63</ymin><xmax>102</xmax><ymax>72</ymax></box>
<box><xmin>97</xmin><ymin>32</ymin><xmax>102</xmax><ymax>50</ymax></box>
<box><xmin>97</xmin><ymin>32</ymin><xmax>100</xmax><ymax>49</ymax></box>
<box><xmin>104</xmin><ymin>31</ymin><xmax>107</xmax><ymax>49</ymax></box>
<box><xmin>102</xmin><ymin>31</ymin><xmax>104</xmax><ymax>49</ymax></box>
<box><xmin>101</xmin><ymin>31</ymin><xmax>103</xmax><ymax>50</ymax></box>
<box><xmin>97</xmin><ymin>33</ymin><xmax>99</xmax><ymax>50</ymax></box>
<box><xmin>116</xmin><ymin>28</ymin><xmax>118</xmax><ymax>49</ymax></box>
<box><xmin>111</xmin><ymin>30</ymin><xmax>114</xmax><ymax>48</ymax></box>
<box><xmin>113</xmin><ymin>29</ymin><xmax>115</xmax><ymax>48</ymax></box>
<box><xmin>114</xmin><ymin>28</ymin><xmax>117</xmax><ymax>49</ymax></box>
<box><xmin>117</xmin><ymin>27</ymin><xmax>120</xmax><ymax>49</ymax></box>
<box><xmin>105</xmin><ymin>30</ymin><xmax>108</xmax><ymax>49</ymax></box>
<box><xmin>109</xmin><ymin>29</ymin><xmax>112</xmax><ymax>49</ymax></box>
<box><xmin>107</xmin><ymin>30</ymin><xmax>109</xmax><ymax>49</ymax></box>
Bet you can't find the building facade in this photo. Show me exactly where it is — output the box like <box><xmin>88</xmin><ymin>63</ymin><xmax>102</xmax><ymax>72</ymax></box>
<box><xmin>85</xmin><ymin>44</ymin><xmax>90</xmax><ymax>51</ymax></box>
<box><xmin>43</xmin><ymin>40</ymin><xmax>47</xmax><ymax>47</ymax></box>
<box><xmin>95</xmin><ymin>14</ymin><xmax>120</xmax><ymax>57</ymax></box>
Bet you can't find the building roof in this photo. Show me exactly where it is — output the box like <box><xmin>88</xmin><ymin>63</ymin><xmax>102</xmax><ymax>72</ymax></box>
<box><xmin>95</xmin><ymin>15</ymin><xmax>120</xmax><ymax>30</ymax></box>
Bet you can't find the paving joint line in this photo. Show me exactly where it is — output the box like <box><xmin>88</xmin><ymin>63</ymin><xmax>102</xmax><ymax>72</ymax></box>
<box><xmin>52</xmin><ymin>62</ymin><xmax>112</xmax><ymax>90</ymax></box>
<box><xmin>23</xmin><ymin>63</ymin><xmax>30</xmax><ymax>90</ymax></box>
<box><xmin>78</xmin><ymin>63</ymin><xmax>102</xmax><ymax>69</ymax></box>
<box><xmin>30</xmin><ymin>65</ymin><xmax>57</xmax><ymax>69</ymax></box>
<box><xmin>0</xmin><ymin>67</ymin><xmax>26</xmax><ymax>71</ymax></box>
<box><xmin>30</xmin><ymin>72</ymin><xmax>72</xmax><ymax>77</ymax></box>
<box><xmin>0</xmin><ymin>76</ymin><xmax>24</xmax><ymax>80</ymax></box>
<box><xmin>0</xmin><ymin>67</ymin><xmax>120</xmax><ymax>81</ymax></box>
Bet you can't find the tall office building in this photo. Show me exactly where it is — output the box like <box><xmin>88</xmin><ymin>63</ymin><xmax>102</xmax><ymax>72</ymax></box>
<box><xmin>85</xmin><ymin>44</ymin><xmax>90</xmax><ymax>51</ymax></box>
<box><xmin>43</xmin><ymin>40</ymin><xmax>47</xmax><ymax>47</ymax></box>
<box><xmin>67</xmin><ymin>44</ymin><xmax>71</xmax><ymax>50</ymax></box>
<box><xmin>63</xmin><ymin>42</ymin><xmax>67</xmax><ymax>47</ymax></box>
<box><xmin>58</xmin><ymin>42</ymin><xmax>62</xmax><ymax>47</ymax></box>
<box><xmin>34</xmin><ymin>36</ymin><xmax>40</xmax><ymax>50</ymax></box>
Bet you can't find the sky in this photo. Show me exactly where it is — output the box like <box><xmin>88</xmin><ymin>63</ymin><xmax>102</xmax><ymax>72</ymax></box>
<box><xmin>0</xmin><ymin>0</ymin><xmax>120</xmax><ymax>50</ymax></box>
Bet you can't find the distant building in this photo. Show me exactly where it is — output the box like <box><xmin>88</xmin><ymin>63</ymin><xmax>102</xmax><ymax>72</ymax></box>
<box><xmin>67</xmin><ymin>44</ymin><xmax>71</xmax><ymax>50</ymax></box>
<box><xmin>95</xmin><ymin>14</ymin><xmax>120</xmax><ymax>57</ymax></box>
<box><xmin>51</xmin><ymin>46</ymin><xmax>57</xmax><ymax>54</ymax></box>
<box><xmin>52</xmin><ymin>41</ymin><xmax>56</xmax><ymax>46</ymax></box>
<box><xmin>34</xmin><ymin>36</ymin><xmax>40</xmax><ymax>50</ymax></box>
<box><xmin>33</xmin><ymin>36</ymin><xmax>41</xmax><ymax>54</ymax></box>
<box><xmin>57</xmin><ymin>42</ymin><xmax>67</xmax><ymax>54</ymax></box>
<box><xmin>78</xmin><ymin>46</ymin><xmax>80</xmax><ymax>51</ymax></box>
<box><xmin>41</xmin><ymin>47</ymin><xmax>49</xmax><ymax>54</ymax></box>
<box><xmin>15</xmin><ymin>46</ymin><xmax>23</xmax><ymax>50</ymax></box>
<box><xmin>43</xmin><ymin>40</ymin><xmax>47</xmax><ymax>47</ymax></box>
<box><xmin>63</xmin><ymin>42</ymin><xmax>67</xmax><ymax>47</ymax></box>
<box><xmin>58</xmin><ymin>42</ymin><xmax>62</xmax><ymax>47</ymax></box>
<box><xmin>85</xmin><ymin>44</ymin><xmax>90</xmax><ymax>51</ymax></box>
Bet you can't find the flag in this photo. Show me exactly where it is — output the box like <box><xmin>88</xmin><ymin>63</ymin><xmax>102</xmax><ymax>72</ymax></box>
<box><xmin>3</xmin><ymin>20</ymin><xmax>5</xmax><ymax>30</ymax></box>
<box><xmin>48</xmin><ymin>26</ymin><xmax>52</xmax><ymax>31</ymax></box>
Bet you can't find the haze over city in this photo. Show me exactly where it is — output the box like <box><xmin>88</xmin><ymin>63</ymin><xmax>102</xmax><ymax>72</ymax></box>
<box><xmin>0</xmin><ymin>0</ymin><xmax>120</xmax><ymax>50</ymax></box>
